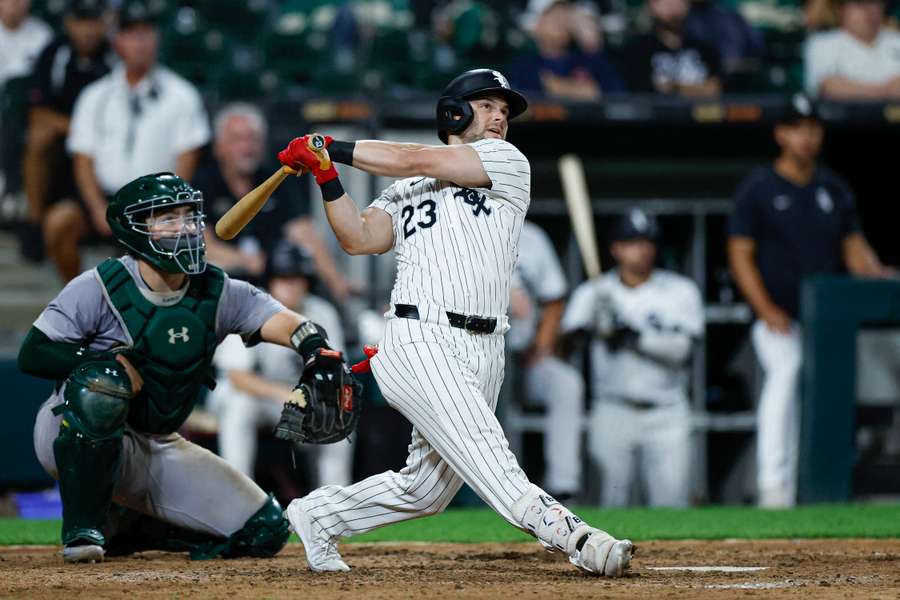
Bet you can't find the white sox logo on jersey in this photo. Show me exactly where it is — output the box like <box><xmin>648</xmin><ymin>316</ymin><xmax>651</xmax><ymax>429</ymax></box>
<box><xmin>168</xmin><ymin>326</ymin><xmax>190</xmax><ymax>344</ymax></box>
<box><xmin>454</xmin><ymin>188</ymin><xmax>491</xmax><ymax>216</ymax></box>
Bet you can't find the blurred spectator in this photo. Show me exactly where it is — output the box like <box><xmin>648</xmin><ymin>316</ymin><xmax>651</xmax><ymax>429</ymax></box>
<box><xmin>561</xmin><ymin>210</ymin><xmax>703</xmax><ymax>507</ymax></box>
<box><xmin>684</xmin><ymin>0</ymin><xmax>765</xmax><ymax>79</ymax></box>
<box><xmin>207</xmin><ymin>241</ymin><xmax>352</xmax><ymax>487</ymax></box>
<box><xmin>0</xmin><ymin>0</ymin><xmax>51</xmax><ymax>89</ymax></box>
<box><xmin>20</xmin><ymin>0</ymin><xmax>113</xmax><ymax>262</ymax></box>
<box><xmin>47</xmin><ymin>0</ymin><xmax>210</xmax><ymax>282</ymax></box>
<box><xmin>805</xmin><ymin>0</ymin><xmax>900</xmax><ymax>99</ymax></box>
<box><xmin>507</xmin><ymin>220</ymin><xmax>584</xmax><ymax>501</ymax></box>
<box><xmin>194</xmin><ymin>103</ymin><xmax>356</xmax><ymax>300</ymax></box>
<box><xmin>727</xmin><ymin>94</ymin><xmax>894</xmax><ymax>508</ymax></box>
<box><xmin>623</xmin><ymin>0</ymin><xmax>723</xmax><ymax>96</ymax></box>
<box><xmin>510</xmin><ymin>0</ymin><xmax>625</xmax><ymax>100</ymax></box>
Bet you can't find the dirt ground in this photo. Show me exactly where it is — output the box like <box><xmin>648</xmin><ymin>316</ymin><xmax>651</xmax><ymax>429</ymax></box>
<box><xmin>2</xmin><ymin>539</ymin><xmax>899</xmax><ymax>600</ymax></box>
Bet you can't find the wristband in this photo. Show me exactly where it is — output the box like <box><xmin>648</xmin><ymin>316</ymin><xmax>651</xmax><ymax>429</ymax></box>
<box><xmin>320</xmin><ymin>178</ymin><xmax>345</xmax><ymax>202</ymax></box>
<box><xmin>290</xmin><ymin>321</ymin><xmax>330</xmax><ymax>362</ymax></box>
<box><xmin>328</xmin><ymin>140</ymin><xmax>356</xmax><ymax>166</ymax></box>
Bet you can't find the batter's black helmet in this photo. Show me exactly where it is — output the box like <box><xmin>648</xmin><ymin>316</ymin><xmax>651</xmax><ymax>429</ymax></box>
<box><xmin>436</xmin><ymin>68</ymin><xmax>528</xmax><ymax>144</ymax></box>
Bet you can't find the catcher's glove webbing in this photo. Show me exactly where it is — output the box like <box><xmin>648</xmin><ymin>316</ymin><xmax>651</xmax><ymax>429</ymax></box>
<box><xmin>275</xmin><ymin>348</ymin><xmax>362</xmax><ymax>445</ymax></box>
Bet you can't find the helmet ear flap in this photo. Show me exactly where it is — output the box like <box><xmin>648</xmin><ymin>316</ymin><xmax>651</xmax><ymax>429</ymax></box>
<box><xmin>437</xmin><ymin>96</ymin><xmax>474</xmax><ymax>144</ymax></box>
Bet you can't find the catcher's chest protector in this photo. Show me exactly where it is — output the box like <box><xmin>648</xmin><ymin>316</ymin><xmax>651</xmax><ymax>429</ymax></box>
<box><xmin>97</xmin><ymin>258</ymin><xmax>222</xmax><ymax>434</ymax></box>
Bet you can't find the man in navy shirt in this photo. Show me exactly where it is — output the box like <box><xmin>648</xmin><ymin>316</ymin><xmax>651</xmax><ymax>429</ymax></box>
<box><xmin>728</xmin><ymin>93</ymin><xmax>893</xmax><ymax>508</ymax></box>
<box><xmin>20</xmin><ymin>0</ymin><xmax>112</xmax><ymax>261</ymax></box>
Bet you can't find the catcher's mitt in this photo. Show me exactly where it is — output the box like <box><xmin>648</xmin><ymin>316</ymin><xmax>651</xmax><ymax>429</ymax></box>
<box><xmin>275</xmin><ymin>348</ymin><xmax>362</xmax><ymax>444</ymax></box>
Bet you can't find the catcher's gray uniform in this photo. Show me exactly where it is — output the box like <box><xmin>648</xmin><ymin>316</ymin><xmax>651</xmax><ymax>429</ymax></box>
<box><xmin>562</xmin><ymin>269</ymin><xmax>703</xmax><ymax>507</ymax></box>
<box><xmin>32</xmin><ymin>255</ymin><xmax>284</xmax><ymax>537</ymax></box>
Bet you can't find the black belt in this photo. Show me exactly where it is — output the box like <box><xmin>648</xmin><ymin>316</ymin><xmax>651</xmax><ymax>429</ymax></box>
<box><xmin>395</xmin><ymin>304</ymin><xmax>497</xmax><ymax>334</ymax></box>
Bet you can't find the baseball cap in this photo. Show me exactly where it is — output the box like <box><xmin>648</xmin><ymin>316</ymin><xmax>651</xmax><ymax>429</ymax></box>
<box><xmin>610</xmin><ymin>209</ymin><xmax>660</xmax><ymax>243</ymax></box>
<box><xmin>265</xmin><ymin>240</ymin><xmax>317</xmax><ymax>283</ymax></box>
<box><xmin>67</xmin><ymin>0</ymin><xmax>107</xmax><ymax>19</ymax></box>
<box><xmin>118</xmin><ymin>0</ymin><xmax>158</xmax><ymax>29</ymax></box>
<box><xmin>778</xmin><ymin>93</ymin><xmax>822</xmax><ymax>125</ymax></box>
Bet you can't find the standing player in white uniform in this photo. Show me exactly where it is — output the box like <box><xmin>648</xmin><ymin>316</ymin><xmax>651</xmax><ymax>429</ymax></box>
<box><xmin>508</xmin><ymin>220</ymin><xmax>584</xmax><ymax>500</ymax></box>
<box><xmin>561</xmin><ymin>210</ymin><xmax>703</xmax><ymax>507</ymax></box>
<box><xmin>275</xmin><ymin>68</ymin><xmax>634</xmax><ymax>576</ymax></box>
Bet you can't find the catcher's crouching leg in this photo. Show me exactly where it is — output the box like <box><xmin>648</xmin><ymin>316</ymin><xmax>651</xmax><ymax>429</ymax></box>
<box><xmin>217</xmin><ymin>494</ymin><xmax>291</xmax><ymax>558</ymax></box>
<box><xmin>511</xmin><ymin>485</ymin><xmax>634</xmax><ymax>576</ymax></box>
<box><xmin>52</xmin><ymin>361</ymin><xmax>133</xmax><ymax>563</ymax></box>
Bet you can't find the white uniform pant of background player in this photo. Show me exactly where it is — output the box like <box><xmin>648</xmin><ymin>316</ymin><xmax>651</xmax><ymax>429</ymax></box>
<box><xmin>33</xmin><ymin>393</ymin><xmax>267</xmax><ymax>537</ymax></box>
<box><xmin>523</xmin><ymin>356</ymin><xmax>583</xmax><ymax>494</ymax></box>
<box><xmin>590</xmin><ymin>400</ymin><xmax>691</xmax><ymax>507</ymax></box>
<box><xmin>752</xmin><ymin>320</ymin><xmax>802</xmax><ymax>508</ymax></box>
<box><xmin>208</xmin><ymin>384</ymin><xmax>353</xmax><ymax>486</ymax></box>
<box><xmin>300</xmin><ymin>312</ymin><xmax>534</xmax><ymax>539</ymax></box>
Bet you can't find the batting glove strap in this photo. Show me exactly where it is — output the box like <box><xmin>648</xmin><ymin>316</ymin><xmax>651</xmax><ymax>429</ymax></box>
<box><xmin>319</xmin><ymin>177</ymin><xmax>344</xmax><ymax>202</ymax></box>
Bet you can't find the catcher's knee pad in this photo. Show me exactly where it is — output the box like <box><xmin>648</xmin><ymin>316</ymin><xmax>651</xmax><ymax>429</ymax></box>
<box><xmin>512</xmin><ymin>485</ymin><xmax>595</xmax><ymax>555</ymax></box>
<box><xmin>52</xmin><ymin>361</ymin><xmax>132</xmax><ymax>547</ymax></box>
<box><xmin>55</xmin><ymin>360</ymin><xmax>132</xmax><ymax>441</ymax></box>
<box><xmin>222</xmin><ymin>494</ymin><xmax>291</xmax><ymax>558</ymax></box>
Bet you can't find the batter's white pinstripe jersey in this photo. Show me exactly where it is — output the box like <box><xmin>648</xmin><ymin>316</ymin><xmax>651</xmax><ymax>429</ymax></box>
<box><xmin>368</xmin><ymin>138</ymin><xmax>530</xmax><ymax>317</ymax></box>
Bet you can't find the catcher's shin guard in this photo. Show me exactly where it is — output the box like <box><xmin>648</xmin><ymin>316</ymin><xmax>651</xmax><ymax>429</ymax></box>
<box><xmin>52</xmin><ymin>361</ymin><xmax>132</xmax><ymax>549</ymax></box>
<box><xmin>511</xmin><ymin>485</ymin><xmax>633</xmax><ymax>576</ymax></box>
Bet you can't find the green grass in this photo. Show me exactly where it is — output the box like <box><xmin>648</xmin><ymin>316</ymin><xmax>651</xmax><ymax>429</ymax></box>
<box><xmin>3</xmin><ymin>504</ymin><xmax>900</xmax><ymax>546</ymax></box>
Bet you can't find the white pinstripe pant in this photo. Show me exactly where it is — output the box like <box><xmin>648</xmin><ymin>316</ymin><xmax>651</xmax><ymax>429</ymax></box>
<box><xmin>302</xmin><ymin>315</ymin><xmax>532</xmax><ymax>539</ymax></box>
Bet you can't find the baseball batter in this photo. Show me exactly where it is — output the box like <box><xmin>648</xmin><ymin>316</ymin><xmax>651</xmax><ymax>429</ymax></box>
<box><xmin>19</xmin><ymin>173</ymin><xmax>353</xmax><ymax>563</ymax></box>
<box><xmin>508</xmin><ymin>220</ymin><xmax>584</xmax><ymax>499</ymax></box>
<box><xmin>561</xmin><ymin>210</ymin><xmax>703</xmax><ymax>507</ymax></box>
<box><xmin>275</xmin><ymin>68</ymin><xmax>634</xmax><ymax>576</ymax></box>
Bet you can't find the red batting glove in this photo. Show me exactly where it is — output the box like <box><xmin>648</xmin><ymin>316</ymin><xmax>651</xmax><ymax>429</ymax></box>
<box><xmin>277</xmin><ymin>135</ymin><xmax>338</xmax><ymax>185</ymax></box>
<box><xmin>350</xmin><ymin>345</ymin><xmax>379</xmax><ymax>374</ymax></box>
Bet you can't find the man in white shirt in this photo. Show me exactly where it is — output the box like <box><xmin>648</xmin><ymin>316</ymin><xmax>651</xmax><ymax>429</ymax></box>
<box><xmin>208</xmin><ymin>241</ymin><xmax>352</xmax><ymax>488</ymax></box>
<box><xmin>44</xmin><ymin>0</ymin><xmax>210</xmax><ymax>282</ymax></box>
<box><xmin>561</xmin><ymin>210</ymin><xmax>703</xmax><ymax>507</ymax></box>
<box><xmin>508</xmin><ymin>220</ymin><xmax>584</xmax><ymax>500</ymax></box>
<box><xmin>804</xmin><ymin>0</ymin><xmax>900</xmax><ymax>99</ymax></box>
<box><xmin>0</xmin><ymin>0</ymin><xmax>51</xmax><ymax>89</ymax></box>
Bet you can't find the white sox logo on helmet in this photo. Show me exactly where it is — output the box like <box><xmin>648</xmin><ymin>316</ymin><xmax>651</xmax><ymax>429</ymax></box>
<box><xmin>492</xmin><ymin>70</ymin><xmax>510</xmax><ymax>89</ymax></box>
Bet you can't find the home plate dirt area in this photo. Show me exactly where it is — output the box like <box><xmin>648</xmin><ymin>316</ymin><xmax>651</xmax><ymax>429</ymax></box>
<box><xmin>2</xmin><ymin>539</ymin><xmax>899</xmax><ymax>599</ymax></box>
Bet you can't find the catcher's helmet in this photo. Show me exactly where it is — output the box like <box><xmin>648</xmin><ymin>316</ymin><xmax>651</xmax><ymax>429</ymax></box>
<box><xmin>436</xmin><ymin>68</ymin><xmax>528</xmax><ymax>144</ymax></box>
<box><xmin>107</xmin><ymin>173</ymin><xmax>207</xmax><ymax>275</ymax></box>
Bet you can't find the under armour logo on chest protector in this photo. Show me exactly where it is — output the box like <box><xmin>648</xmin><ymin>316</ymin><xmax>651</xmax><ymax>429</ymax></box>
<box><xmin>168</xmin><ymin>326</ymin><xmax>190</xmax><ymax>344</ymax></box>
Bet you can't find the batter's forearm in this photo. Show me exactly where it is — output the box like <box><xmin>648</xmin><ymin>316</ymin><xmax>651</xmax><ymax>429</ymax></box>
<box><xmin>324</xmin><ymin>198</ymin><xmax>394</xmax><ymax>255</ymax></box>
<box><xmin>348</xmin><ymin>140</ymin><xmax>431</xmax><ymax>178</ymax></box>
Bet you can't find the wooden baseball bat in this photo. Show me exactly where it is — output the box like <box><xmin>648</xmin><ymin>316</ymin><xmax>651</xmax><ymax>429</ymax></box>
<box><xmin>214</xmin><ymin>134</ymin><xmax>331</xmax><ymax>241</ymax></box>
<box><xmin>558</xmin><ymin>154</ymin><xmax>602</xmax><ymax>279</ymax></box>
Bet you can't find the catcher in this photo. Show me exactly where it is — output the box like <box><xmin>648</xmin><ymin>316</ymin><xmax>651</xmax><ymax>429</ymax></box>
<box><xmin>18</xmin><ymin>172</ymin><xmax>360</xmax><ymax>563</ymax></box>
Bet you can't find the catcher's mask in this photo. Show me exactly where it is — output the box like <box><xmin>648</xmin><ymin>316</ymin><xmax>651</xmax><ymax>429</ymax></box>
<box><xmin>436</xmin><ymin>68</ymin><xmax>528</xmax><ymax>144</ymax></box>
<box><xmin>107</xmin><ymin>172</ymin><xmax>207</xmax><ymax>275</ymax></box>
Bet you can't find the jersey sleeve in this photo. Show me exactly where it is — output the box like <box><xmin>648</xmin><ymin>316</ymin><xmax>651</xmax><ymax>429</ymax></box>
<box><xmin>729</xmin><ymin>172</ymin><xmax>762</xmax><ymax>240</ymax></box>
<box><xmin>367</xmin><ymin>180</ymin><xmax>404</xmax><ymax>219</ymax></box>
<box><xmin>216</xmin><ymin>274</ymin><xmax>286</xmax><ymax>341</ymax></box>
<box><xmin>171</xmin><ymin>83</ymin><xmax>211</xmax><ymax>154</ymax></box>
<box><xmin>671</xmin><ymin>278</ymin><xmax>705</xmax><ymax>338</ymax></box>
<box><xmin>834</xmin><ymin>176</ymin><xmax>862</xmax><ymax>238</ymax></box>
<box><xmin>560</xmin><ymin>280</ymin><xmax>600</xmax><ymax>334</ymax></box>
<box><xmin>469</xmin><ymin>138</ymin><xmax>531</xmax><ymax>213</ymax></box>
<box><xmin>33</xmin><ymin>270</ymin><xmax>106</xmax><ymax>342</ymax></box>
<box><xmin>804</xmin><ymin>33</ymin><xmax>835</xmax><ymax>95</ymax></box>
<box><xmin>67</xmin><ymin>83</ymin><xmax>99</xmax><ymax>157</ymax></box>
<box><xmin>520</xmin><ymin>225</ymin><xmax>567</xmax><ymax>302</ymax></box>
